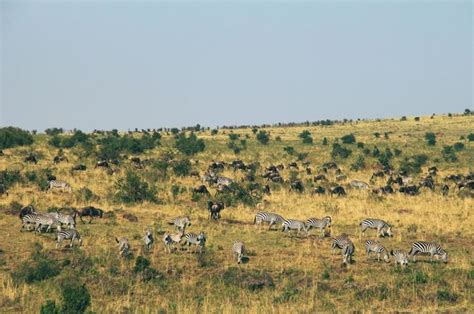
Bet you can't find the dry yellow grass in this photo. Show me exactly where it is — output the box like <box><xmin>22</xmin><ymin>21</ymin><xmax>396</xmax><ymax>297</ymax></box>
<box><xmin>0</xmin><ymin>114</ymin><xmax>473</xmax><ymax>313</ymax></box>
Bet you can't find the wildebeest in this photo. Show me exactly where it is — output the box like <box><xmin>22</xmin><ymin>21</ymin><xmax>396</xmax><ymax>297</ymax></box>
<box><xmin>262</xmin><ymin>184</ymin><xmax>271</xmax><ymax>195</ymax></box>
<box><xmin>387</xmin><ymin>176</ymin><xmax>403</xmax><ymax>186</ymax></box>
<box><xmin>130</xmin><ymin>157</ymin><xmax>143</xmax><ymax>168</ymax></box>
<box><xmin>24</xmin><ymin>155</ymin><xmax>38</xmax><ymax>164</ymax></box>
<box><xmin>419</xmin><ymin>176</ymin><xmax>435</xmax><ymax>190</ymax></box>
<box><xmin>231</xmin><ymin>160</ymin><xmax>246</xmax><ymax>171</ymax></box>
<box><xmin>288</xmin><ymin>162</ymin><xmax>299</xmax><ymax>170</ymax></box>
<box><xmin>76</xmin><ymin>206</ymin><xmax>104</xmax><ymax>223</ymax></box>
<box><xmin>457</xmin><ymin>180</ymin><xmax>474</xmax><ymax>191</ymax></box>
<box><xmin>399</xmin><ymin>185</ymin><xmax>419</xmax><ymax>196</ymax></box>
<box><xmin>190</xmin><ymin>170</ymin><xmax>200</xmax><ymax>179</ymax></box>
<box><xmin>208</xmin><ymin>161</ymin><xmax>225</xmax><ymax>172</ymax></box>
<box><xmin>428</xmin><ymin>166</ymin><xmax>438</xmax><ymax>176</ymax></box>
<box><xmin>208</xmin><ymin>201</ymin><xmax>224</xmax><ymax>220</ymax></box>
<box><xmin>306</xmin><ymin>167</ymin><xmax>312</xmax><ymax>175</ymax></box>
<box><xmin>441</xmin><ymin>184</ymin><xmax>449</xmax><ymax>196</ymax></box>
<box><xmin>0</xmin><ymin>184</ymin><xmax>8</xmax><ymax>197</ymax></box>
<box><xmin>444</xmin><ymin>174</ymin><xmax>463</xmax><ymax>183</ymax></box>
<box><xmin>193</xmin><ymin>185</ymin><xmax>210</xmax><ymax>195</ymax></box>
<box><xmin>95</xmin><ymin>160</ymin><xmax>110</xmax><ymax>168</ymax></box>
<box><xmin>289</xmin><ymin>180</ymin><xmax>304</xmax><ymax>193</ymax></box>
<box><xmin>330</xmin><ymin>186</ymin><xmax>346</xmax><ymax>196</ymax></box>
<box><xmin>72</xmin><ymin>164</ymin><xmax>87</xmax><ymax>171</ymax></box>
<box><xmin>336</xmin><ymin>174</ymin><xmax>347</xmax><ymax>181</ymax></box>
<box><xmin>322</xmin><ymin>162</ymin><xmax>338</xmax><ymax>169</ymax></box>
<box><xmin>370</xmin><ymin>171</ymin><xmax>385</xmax><ymax>183</ymax></box>
<box><xmin>312</xmin><ymin>186</ymin><xmax>326</xmax><ymax>195</ymax></box>
<box><xmin>53</xmin><ymin>155</ymin><xmax>68</xmax><ymax>164</ymax></box>
<box><xmin>314</xmin><ymin>174</ymin><xmax>327</xmax><ymax>182</ymax></box>
<box><xmin>216</xmin><ymin>184</ymin><xmax>233</xmax><ymax>195</ymax></box>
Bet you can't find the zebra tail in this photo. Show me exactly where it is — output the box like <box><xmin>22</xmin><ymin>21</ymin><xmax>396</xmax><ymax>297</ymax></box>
<box><xmin>115</xmin><ymin>237</ymin><xmax>119</xmax><ymax>243</ymax></box>
<box><xmin>408</xmin><ymin>248</ymin><xmax>414</xmax><ymax>256</ymax></box>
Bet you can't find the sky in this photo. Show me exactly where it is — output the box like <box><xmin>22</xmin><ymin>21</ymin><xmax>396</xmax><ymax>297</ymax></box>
<box><xmin>0</xmin><ymin>1</ymin><xmax>472</xmax><ymax>131</ymax></box>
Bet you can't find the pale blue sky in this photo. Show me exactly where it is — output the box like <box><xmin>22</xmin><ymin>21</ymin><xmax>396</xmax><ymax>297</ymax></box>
<box><xmin>1</xmin><ymin>1</ymin><xmax>472</xmax><ymax>131</ymax></box>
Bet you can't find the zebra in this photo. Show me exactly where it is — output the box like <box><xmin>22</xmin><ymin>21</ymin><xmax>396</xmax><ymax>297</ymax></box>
<box><xmin>56</xmin><ymin>229</ymin><xmax>82</xmax><ymax>249</ymax></box>
<box><xmin>342</xmin><ymin>241</ymin><xmax>355</xmax><ymax>264</ymax></box>
<box><xmin>350</xmin><ymin>180</ymin><xmax>370</xmax><ymax>190</ymax></box>
<box><xmin>232</xmin><ymin>241</ymin><xmax>245</xmax><ymax>264</ymax></box>
<box><xmin>167</xmin><ymin>216</ymin><xmax>191</xmax><ymax>232</ymax></box>
<box><xmin>21</xmin><ymin>213</ymin><xmax>38</xmax><ymax>232</ymax></box>
<box><xmin>51</xmin><ymin>212</ymin><xmax>76</xmax><ymax>229</ymax></box>
<box><xmin>281</xmin><ymin>219</ymin><xmax>308</xmax><ymax>236</ymax></box>
<box><xmin>331</xmin><ymin>234</ymin><xmax>352</xmax><ymax>254</ymax></box>
<box><xmin>48</xmin><ymin>180</ymin><xmax>72</xmax><ymax>193</ymax></box>
<box><xmin>115</xmin><ymin>237</ymin><xmax>131</xmax><ymax>258</ymax></box>
<box><xmin>365</xmin><ymin>240</ymin><xmax>389</xmax><ymax>262</ymax></box>
<box><xmin>360</xmin><ymin>218</ymin><xmax>392</xmax><ymax>237</ymax></box>
<box><xmin>306</xmin><ymin>216</ymin><xmax>332</xmax><ymax>237</ymax></box>
<box><xmin>390</xmin><ymin>249</ymin><xmax>409</xmax><ymax>266</ymax></box>
<box><xmin>162</xmin><ymin>231</ymin><xmax>184</xmax><ymax>253</ymax></box>
<box><xmin>216</xmin><ymin>176</ymin><xmax>233</xmax><ymax>186</ymax></box>
<box><xmin>408</xmin><ymin>241</ymin><xmax>448</xmax><ymax>263</ymax></box>
<box><xmin>143</xmin><ymin>229</ymin><xmax>154</xmax><ymax>251</ymax></box>
<box><xmin>181</xmin><ymin>232</ymin><xmax>206</xmax><ymax>253</ymax></box>
<box><xmin>254</xmin><ymin>212</ymin><xmax>284</xmax><ymax>230</ymax></box>
<box><xmin>35</xmin><ymin>214</ymin><xmax>61</xmax><ymax>233</ymax></box>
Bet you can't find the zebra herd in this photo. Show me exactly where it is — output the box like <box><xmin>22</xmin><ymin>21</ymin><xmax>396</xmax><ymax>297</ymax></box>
<box><xmin>254</xmin><ymin>211</ymin><xmax>448</xmax><ymax>266</ymax></box>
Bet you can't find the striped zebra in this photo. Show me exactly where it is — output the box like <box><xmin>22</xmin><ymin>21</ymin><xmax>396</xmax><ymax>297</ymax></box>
<box><xmin>21</xmin><ymin>213</ymin><xmax>38</xmax><ymax>232</ymax></box>
<box><xmin>360</xmin><ymin>218</ymin><xmax>393</xmax><ymax>237</ymax></box>
<box><xmin>281</xmin><ymin>219</ymin><xmax>308</xmax><ymax>236</ymax></box>
<box><xmin>408</xmin><ymin>241</ymin><xmax>448</xmax><ymax>263</ymax></box>
<box><xmin>181</xmin><ymin>232</ymin><xmax>206</xmax><ymax>253</ymax></box>
<box><xmin>232</xmin><ymin>241</ymin><xmax>245</xmax><ymax>264</ymax></box>
<box><xmin>306</xmin><ymin>216</ymin><xmax>332</xmax><ymax>236</ymax></box>
<box><xmin>143</xmin><ymin>229</ymin><xmax>154</xmax><ymax>251</ymax></box>
<box><xmin>365</xmin><ymin>240</ymin><xmax>389</xmax><ymax>262</ymax></box>
<box><xmin>254</xmin><ymin>212</ymin><xmax>284</xmax><ymax>230</ymax></box>
<box><xmin>390</xmin><ymin>249</ymin><xmax>409</xmax><ymax>266</ymax></box>
<box><xmin>342</xmin><ymin>241</ymin><xmax>355</xmax><ymax>264</ymax></box>
<box><xmin>331</xmin><ymin>234</ymin><xmax>351</xmax><ymax>254</ymax></box>
<box><xmin>56</xmin><ymin>229</ymin><xmax>82</xmax><ymax>249</ymax></box>
<box><xmin>115</xmin><ymin>237</ymin><xmax>131</xmax><ymax>258</ymax></box>
<box><xmin>48</xmin><ymin>180</ymin><xmax>72</xmax><ymax>193</ymax></box>
<box><xmin>51</xmin><ymin>212</ymin><xmax>76</xmax><ymax>229</ymax></box>
<box><xmin>162</xmin><ymin>231</ymin><xmax>184</xmax><ymax>253</ymax></box>
<box><xmin>216</xmin><ymin>176</ymin><xmax>233</xmax><ymax>186</ymax></box>
<box><xmin>168</xmin><ymin>216</ymin><xmax>191</xmax><ymax>232</ymax></box>
<box><xmin>35</xmin><ymin>214</ymin><xmax>61</xmax><ymax>233</ymax></box>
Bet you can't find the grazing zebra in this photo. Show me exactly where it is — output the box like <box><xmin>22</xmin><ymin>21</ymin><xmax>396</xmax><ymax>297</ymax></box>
<box><xmin>342</xmin><ymin>241</ymin><xmax>355</xmax><ymax>264</ymax></box>
<box><xmin>21</xmin><ymin>213</ymin><xmax>38</xmax><ymax>232</ymax></box>
<box><xmin>48</xmin><ymin>180</ymin><xmax>72</xmax><ymax>193</ymax></box>
<box><xmin>365</xmin><ymin>240</ymin><xmax>389</xmax><ymax>262</ymax></box>
<box><xmin>168</xmin><ymin>216</ymin><xmax>191</xmax><ymax>232</ymax></box>
<box><xmin>181</xmin><ymin>232</ymin><xmax>206</xmax><ymax>253</ymax></box>
<box><xmin>306</xmin><ymin>216</ymin><xmax>332</xmax><ymax>237</ymax></box>
<box><xmin>56</xmin><ymin>229</ymin><xmax>82</xmax><ymax>249</ymax></box>
<box><xmin>408</xmin><ymin>242</ymin><xmax>448</xmax><ymax>263</ymax></box>
<box><xmin>162</xmin><ymin>231</ymin><xmax>184</xmax><ymax>253</ymax></box>
<box><xmin>390</xmin><ymin>249</ymin><xmax>409</xmax><ymax>266</ymax></box>
<box><xmin>254</xmin><ymin>212</ymin><xmax>284</xmax><ymax>230</ymax></box>
<box><xmin>350</xmin><ymin>180</ymin><xmax>369</xmax><ymax>190</ymax></box>
<box><xmin>232</xmin><ymin>241</ymin><xmax>245</xmax><ymax>264</ymax></box>
<box><xmin>281</xmin><ymin>219</ymin><xmax>308</xmax><ymax>236</ymax></box>
<box><xmin>51</xmin><ymin>212</ymin><xmax>76</xmax><ymax>229</ymax></box>
<box><xmin>143</xmin><ymin>229</ymin><xmax>154</xmax><ymax>251</ymax></box>
<box><xmin>35</xmin><ymin>214</ymin><xmax>61</xmax><ymax>233</ymax></box>
<box><xmin>360</xmin><ymin>219</ymin><xmax>392</xmax><ymax>237</ymax></box>
<box><xmin>331</xmin><ymin>234</ymin><xmax>351</xmax><ymax>254</ymax></box>
<box><xmin>115</xmin><ymin>237</ymin><xmax>131</xmax><ymax>258</ymax></box>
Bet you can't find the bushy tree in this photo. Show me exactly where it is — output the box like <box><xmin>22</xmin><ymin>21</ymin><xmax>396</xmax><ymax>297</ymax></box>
<box><xmin>256</xmin><ymin>131</ymin><xmax>270</xmax><ymax>145</ymax></box>
<box><xmin>44</xmin><ymin>128</ymin><xmax>64</xmax><ymax>136</ymax></box>
<box><xmin>175</xmin><ymin>132</ymin><xmax>205</xmax><ymax>156</ymax></box>
<box><xmin>331</xmin><ymin>143</ymin><xmax>352</xmax><ymax>159</ymax></box>
<box><xmin>172</xmin><ymin>159</ymin><xmax>191</xmax><ymax>176</ymax></box>
<box><xmin>0</xmin><ymin>127</ymin><xmax>34</xmax><ymax>149</ymax></box>
<box><xmin>341</xmin><ymin>134</ymin><xmax>356</xmax><ymax>144</ymax></box>
<box><xmin>60</xmin><ymin>278</ymin><xmax>91</xmax><ymax>313</ymax></box>
<box><xmin>115</xmin><ymin>171</ymin><xmax>158</xmax><ymax>203</ymax></box>
<box><xmin>299</xmin><ymin>130</ymin><xmax>313</xmax><ymax>144</ymax></box>
<box><xmin>424</xmin><ymin>132</ymin><xmax>436</xmax><ymax>146</ymax></box>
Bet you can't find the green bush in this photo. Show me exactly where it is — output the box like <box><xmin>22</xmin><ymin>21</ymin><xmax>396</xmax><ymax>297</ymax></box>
<box><xmin>60</xmin><ymin>277</ymin><xmax>91</xmax><ymax>313</ymax></box>
<box><xmin>437</xmin><ymin>289</ymin><xmax>459</xmax><ymax>303</ymax></box>
<box><xmin>350</xmin><ymin>155</ymin><xmax>366</xmax><ymax>171</ymax></box>
<box><xmin>228</xmin><ymin>133</ymin><xmax>240</xmax><ymax>141</ymax></box>
<box><xmin>331</xmin><ymin>143</ymin><xmax>352</xmax><ymax>159</ymax></box>
<box><xmin>40</xmin><ymin>300</ymin><xmax>60</xmax><ymax>314</ymax></box>
<box><xmin>98</xmin><ymin>134</ymin><xmax>159</xmax><ymax>160</ymax></box>
<box><xmin>256</xmin><ymin>131</ymin><xmax>270</xmax><ymax>145</ymax></box>
<box><xmin>172</xmin><ymin>159</ymin><xmax>191</xmax><ymax>177</ymax></box>
<box><xmin>283</xmin><ymin>146</ymin><xmax>295</xmax><ymax>155</ymax></box>
<box><xmin>400</xmin><ymin>154</ymin><xmax>429</xmax><ymax>174</ymax></box>
<box><xmin>424</xmin><ymin>132</ymin><xmax>436</xmax><ymax>146</ymax></box>
<box><xmin>44</xmin><ymin>128</ymin><xmax>64</xmax><ymax>136</ymax></box>
<box><xmin>0</xmin><ymin>169</ymin><xmax>21</xmax><ymax>189</ymax></box>
<box><xmin>453</xmin><ymin>142</ymin><xmax>464</xmax><ymax>151</ymax></box>
<box><xmin>175</xmin><ymin>132</ymin><xmax>205</xmax><ymax>156</ymax></box>
<box><xmin>0</xmin><ymin>127</ymin><xmax>33</xmax><ymax>149</ymax></box>
<box><xmin>299</xmin><ymin>130</ymin><xmax>313</xmax><ymax>144</ymax></box>
<box><xmin>12</xmin><ymin>249</ymin><xmax>61</xmax><ymax>284</ymax></box>
<box><xmin>322</xmin><ymin>137</ymin><xmax>328</xmax><ymax>145</ymax></box>
<box><xmin>115</xmin><ymin>171</ymin><xmax>158</xmax><ymax>204</ymax></box>
<box><xmin>467</xmin><ymin>133</ymin><xmax>474</xmax><ymax>141</ymax></box>
<box><xmin>442</xmin><ymin>145</ymin><xmax>458</xmax><ymax>162</ymax></box>
<box><xmin>341</xmin><ymin>134</ymin><xmax>356</xmax><ymax>144</ymax></box>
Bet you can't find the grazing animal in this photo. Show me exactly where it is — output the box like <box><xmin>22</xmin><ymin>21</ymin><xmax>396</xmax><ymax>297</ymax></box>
<box><xmin>330</xmin><ymin>186</ymin><xmax>346</xmax><ymax>196</ymax></box>
<box><xmin>168</xmin><ymin>216</ymin><xmax>191</xmax><ymax>232</ymax></box>
<box><xmin>370</xmin><ymin>171</ymin><xmax>385</xmax><ymax>183</ymax></box>
<box><xmin>441</xmin><ymin>184</ymin><xmax>449</xmax><ymax>196</ymax></box>
<box><xmin>76</xmin><ymin>206</ymin><xmax>104</xmax><ymax>223</ymax></box>
<box><xmin>336</xmin><ymin>174</ymin><xmax>347</xmax><ymax>182</ymax></box>
<box><xmin>331</xmin><ymin>234</ymin><xmax>351</xmax><ymax>254</ymax></box>
<box><xmin>35</xmin><ymin>214</ymin><xmax>61</xmax><ymax>233</ymax></box>
<box><xmin>322</xmin><ymin>162</ymin><xmax>338</xmax><ymax>169</ymax></box>
<box><xmin>312</xmin><ymin>186</ymin><xmax>326</xmax><ymax>195</ymax></box>
<box><xmin>289</xmin><ymin>180</ymin><xmax>304</xmax><ymax>193</ymax></box>
<box><xmin>72</xmin><ymin>164</ymin><xmax>87</xmax><ymax>171</ymax></box>
<box><xmin>232</xmin><ymin>241</ymin><xmax>246</xmax><ymax>264</ymax></box>
<box><xmin>51</xmin><ymin>212</ymin><xmax>76</xmax><ymax>229</ymax></box>
<box><xmin>399</xmin><ymin>185</ymin><xmax>419</xmax><ymax>196</ymax></box>
<box><xmin>365</xmin><ymin>240</ymin><xmax>390</xmax><ymax>262</ymax></box>
<box><xmin>262</xmin><ymin>184</ymin><xmax>271</xmax><ymax>195</ymax></box>
<box><xmin>193</xmin><ymin>185</ymin><xmax>210</xmax><ymax>195</ymax></box>
<box><xmin>143</xmin><ymin>229</ymin><xmax>154</xmax><ymax>251</ymax></box>
<box><xmin>162</xmin><ymin>232</ymin><xmax>184</xmax><ymax>253</ymax></box>
<box><xmin>21</xmin><ymin>213</ymin><xmax>38</xmax><ymax>232</ymax></box>
<box><xmin>24</xmin><ymin>155</ymin><xmax>38</xmax><ymax>164</ymax></box>
<box><xmin>53</xmin><ymin>155</ymin><xmax>68</xmax><ymax>164</ymax></box>
<box><xmin>0</xmin><ymin>184</ymin><xmax>8</xmax><ymax>196</ymax></box>
<box><xmin>48</xmin><ymin>180</ymin><xmax>72</xmax><ymax>193</ymax></box>
<box><xmin>360</xmin><ymin>219</ymin><xmax>392</xmax><ymax>237</ymax></box>
<box><xmin>19</xmin><ymin>205</ymin><xmax>37</xmax><ymax>219</ymax></box>
<box><xmin>306</xmin><ymin>216</ymin><xmax>332</xmax><ymax>236</ymax></box>
<box><xmin>208</xmin><ymin>201</ymin><xmax>224</xmax><ymax>220</ymax></box>
<box><xmin>56</xmin><ymin>229</ymin><xmax>82</xmax><ymax>249</ymax></box>
<box><xmin>254</xmin><ymin>212</ymin><xmax>284</xmax><ymax>230</ymax></box>
<box><xmin>281</xmin><ymin>219</ymin><xmax>308</xmax><ymax>236</ymax></box>
<box><xmin>350</xmin><ymin>180</ymin><xmax>370</xmax><ymax>190</ymax></box>
<box><xmin>95</xmin><ymin>160</ymin><xmax>110</xmax><ymax>168</ymax></box>
<box><xmin>116</xmin><ymin>237</ymin><xmax>131</xmax><ymax>258</ymax></box>
<box><xmin>182</xmin><ymin>232</ymin><xmax>206</xmax><ymax>253</ymax></box>
<box><xmin>390</xmin><ymin>249</ymin><xmax>409</xmax><ymax>266</ymax></box>
<box><xmin>306</xmin><ymin>167</ymin><xmax>312</xmax><ymax>175</ymax></box>
<box><xmin>408</xmin><ymin>242</ymin><xmax>448</xmax><ymax>263</ymax></box>
<box><xmin>314</xmin><ymin>174</ymin><xmax>327</xmax><ymax>182</ymax></box>
<box><xmin>428</xmin><ymin>166</ymin><xmax>438</xmax><ymax>176</ymax></box>
<box><xmin>342</xmin><ymin>241</ymin><xmax>355</xmax><ymax>265</ymax></box>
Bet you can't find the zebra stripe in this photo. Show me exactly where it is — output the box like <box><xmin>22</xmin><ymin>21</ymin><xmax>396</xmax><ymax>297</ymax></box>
<box><xmin>281</xmin><ymin>219</ymin><xmax>308</xmax><ymax>236</ymax></box>
<box><xmin>56</xmin><ymin>229</ymin><xmax>82</xmax><ymax>249</ymax></box>
<box><xmin>182</xmin><ymin>232</ymin><xmax>206</xmax><ymax>253</ymax></box>
<box><xmin>408</xmin><ymin>241</ymin><xmax>448</xmax><ymax>263</ymax></box>
<box><xmin>143</xmin><ymin>230</ymin><xmax>154</xmax><ymax>251</ymax></box>
<box><xmin>35</xmin><ymin>214</ymin><xmax>61</xmax><ymax>233</ymax></box>
<box><xmin>390</xmin><ymin>249</ymin><xmax>409</xmax><ymax>266</ymax></box>
<box><xmin>51</xmin><ymin>212</ymin><xmax>76</xmax><ymax>229</ymax></box>
<box><xmin>232</xmin><ymin>241</ymin><xmax>245</xmax><ymax>264</ymax></box>
<box><xmin>115</xmin><ymin>237</ymin><xmax>131</xmax><ymax>258</ymax></box>
<box><xmin>342</xmin><ymin>241</ymin><xmax>355</xmax><ymax>264</ymax></box>
<box><xmin>168</xmin><ymin>217</ymin><xmax>191</xmax><ymax>232</ymax></box>
<box><xmin>254</xmin><ymin>212</ymin><xmax>284</xmax><ymax>230</ymax></box>
<box><xmin>360</xmin><ymin>218</ymin><xmax>392</xmax><ymax>237</ymax></box>
<box><xmin>365</xmin><ymin>240</ymin><xmax>389</xmax><ymax>262</ymax></box>
<box><xmin>306</xmin><ymin>216</ymin><xmax>332</xmax><ymax>236</ymax></box>
<box><xmin>21</xmin><ymin>213</ymin><xmax>38</xmax><ymax>232</ymax></box>
<box><xmin>331</xmin><ymin>234</ymin><xmax>351</xmax><ymax>253</ymax></box>
<box><xmin>162</xmin><ymin>232</ymin><xmax>183</xmax><ymax>253</ymax></box>
<box><xmin>48</xmin><ymin>180</ymin><xmax>72</xmax><ymax>193</ymax></box>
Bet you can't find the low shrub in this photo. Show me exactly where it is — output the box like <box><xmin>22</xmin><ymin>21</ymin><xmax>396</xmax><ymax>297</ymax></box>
<box><xmin>0</xmin><ymin>127</ymin><xmax>33</xmax><ymax>149</ymax></box>
<box><xmin>115</xmin><ymin>171</ymin><xmax>159</xmax><ymax>204</ymax></box>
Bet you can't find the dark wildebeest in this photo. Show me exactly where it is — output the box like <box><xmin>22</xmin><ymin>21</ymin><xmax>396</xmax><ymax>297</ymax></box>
<box><xmin>190</xmin><ymin>170</ymin><xmax>200</xmax><ymax>179</ymax></box>
<box><xmin>193</xmin><ymin>185</ymin><xmax>210</xmax><ymax>195</ymax></box>
<box><xmin>419</xmin><ymin>176</ymin><xmax>435</xmax><ymax>191</ymax></box>
<box><xmin>207</xmin><ymin>201</ymin><xmax>224</xmax><ymax>220</ymax></box>
<box><xmin>322</xmin><ymin>162</ymin><xmax>338</xmax><ymax>170</ymax></box>
<box><xmin>0</xmin><ymin>184</ymin><xmax>8</xmax><ymax>197</ymax></box>
<box><xmin>312</xmin><ymin>186</ymin><xmax>326</xmax><ymax>195</ymax></box>
<box><xmin>130</xmin><ymin>157</ymin><xmax>143</xmax><ymax>168</ymax></box>
<box><xmin>24</xmin><ymin>155</ymin><xmax>38</xmax><ymax>164</ymax></box>
<box><xmin>428</xmin><ymin>166</ymin><xmax>438</xmax><ymax>176</ymax></box>
<box><xmin>370</xmin><ymin>171</ymin><xmax>385</xmax><ymax>183</ymax></box>
<box><xmin>263</xmin><ymin>184</ymin><xmax>271</xmax><ymax>195</ymax></box>
<box><xmin>289</xmin><ymin>180</ymin><xmax>304</xmax><ymax>193</ymax></box>
<box><xmin>209</xmin><ymin>162</ymin><xmax>225</xmax><ymax>172</ymax></box>
<box><xmin>76</xmin><ymin>206</ymin><xmax>104</xmax><ymax>223</ymax></box>
<box><xmin>330</xmin><ymin>186</ymin><xmax>346</xmax><ymax>196</ymax></box>
<box><xmin>372</xmin><ymin>185</ymin><xmax>394</xmax><ymax>195</ymax></box>
<box><xmin>457</xmin><ymin>180</ymin><xmax>474</xmax><ymax>190</ymax></box>
<box><xmin>306</xmin><ymin>167</ymin><xmax>312</xmax><ymax>175</ymax></box>
<box><xmin>216</xmin><ymin>184</ymin><xmax>233</xmax><ymax>195</ymax></box>
<box><xmin>387</xmin><ymin>176</ymin><xmax>403</xmax><ymax>186</ymax></box>
<box><xmin>72</xmin><ymin>164</ymin><xmax>87</xmax><ymax>171</ymax></box>
<box><xmin>288</xmin><ymin>162</ymin><xmax>299</xmax><ymax>170</ymax></box>
<box><xmin>231</xmin><ymin>160</ymin><xmax>246</xmax><ymax>171</ymax></box>
<box><xmin>53</xmin><ymin>156</ymin><xmax>68</xmax><ymax>164</ymax></box>
<box><xmin>314</xmin><ymin>174</ymin><xmax>327</xmax><ymax>182</ymax></box>
<box><xmin>19</xmin><ymin>205</ymin><xmax>36</xmax><ymax>219</ymax></box>
<box><xmin>441</xmin><ymin>184</ymin><xmax>449</xmax><ymax>196</ymax></box>
<box><xmin>95</xmin><ymin>160</ymin><xmax>110</xmax><ymax>168</ymax></box>
<box><xmin>444</xmin><ymin>174</ymin><xmax>463</xmax><ymax>183</ymax></box>
<box><xmin>110</xmin><ymin>159</ymin><xmax>120</xmax><ymax>166</ymax></box>
<box><xmin>399</xmin><ymin>185</ymin><xmax>419</xmax><ymax>196</ymax></box>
